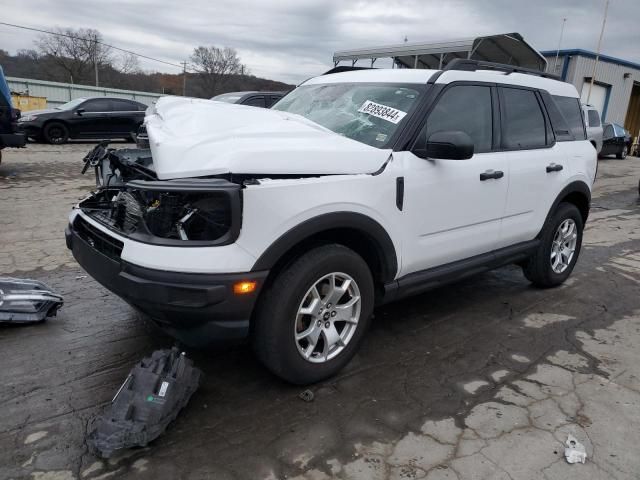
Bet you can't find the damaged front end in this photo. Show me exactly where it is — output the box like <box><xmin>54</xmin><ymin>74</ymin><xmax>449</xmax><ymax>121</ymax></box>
<box><xmin>77</xmin><ymin>143</ymin><xmax>241</xmax><ymax>246</ymax></box>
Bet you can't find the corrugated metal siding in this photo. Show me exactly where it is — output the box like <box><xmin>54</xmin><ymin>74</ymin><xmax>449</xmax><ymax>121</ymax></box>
<box><xmin>5</xmin><ymin>77</ymin><xmax>163</xmax><ymax>108</ymax></box>
<box><xmin>544</xmin><ymin>53</ymin><xmax>640</xmax><ymax>124</ymax></box>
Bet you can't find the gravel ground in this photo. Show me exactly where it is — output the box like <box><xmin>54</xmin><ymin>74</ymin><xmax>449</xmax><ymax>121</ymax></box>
<box><xmin>1</xmin><ymin>143</ymin><xmax>639</xmax><ymax>480</ymax></box>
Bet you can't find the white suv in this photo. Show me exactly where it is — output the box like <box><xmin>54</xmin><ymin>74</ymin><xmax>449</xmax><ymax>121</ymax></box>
<box><xmin>67</xmin><ymin>60</ymin><xmax>597</xmax><ymax>385</ymax></box>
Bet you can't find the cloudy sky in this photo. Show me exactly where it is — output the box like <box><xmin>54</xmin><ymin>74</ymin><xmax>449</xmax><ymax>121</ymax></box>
<box><xmin>2</xmin><ymin>0</ymin><xmax>639</xmax><ymax>84</ymax></box>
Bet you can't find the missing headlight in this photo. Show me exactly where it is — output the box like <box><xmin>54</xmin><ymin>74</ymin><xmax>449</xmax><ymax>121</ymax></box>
<box><xmin>78</xmin><ymin>178</ymin><xmax>242</xmax><ymax>246</ymax></box>
<box><xmin>144</xmin><ymin>192</ymin><xmax>231</xmax><ymax>241</ymax></box>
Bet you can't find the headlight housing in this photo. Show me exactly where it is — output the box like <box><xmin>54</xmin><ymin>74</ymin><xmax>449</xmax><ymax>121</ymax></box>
<box><xmin>18</xmin><ymin>114</ymin><xmax>38</xmax><ymax>122</ymax></box>
<box><xmin>79</xmin><ymin>179</ymin><xmax>242</xmax><ymax>246</ymax></box>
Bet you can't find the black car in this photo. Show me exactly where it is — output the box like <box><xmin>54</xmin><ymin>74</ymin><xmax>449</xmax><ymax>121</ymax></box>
<box><xmin>17</xmin><ymin>97</ymin><xmax>148</xmax><ymax>144</ymax></box>
<box><xmin>0</xmin><ymin>66</ymin><xmax>26</xmax><ymax>164</ymax></box>
<box><xmin>601</xmin><ymin>122</ymin><xmax>632</xmax><ymax>159</ymax></box>
<box><xmin>211</xmin><ymin>91</ymin><xmax>287</xmax><ymax>108</ymax></box>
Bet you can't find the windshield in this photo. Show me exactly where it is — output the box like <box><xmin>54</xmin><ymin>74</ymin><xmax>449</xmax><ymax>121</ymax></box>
<box><xmin>272</xmin><ymin>83</ymin><xmax>423</xmax><ymax>147</ymax></box>
<box><xmin>56</xmin><ymin>98</ymin><xmax>87</xmax><ymax>110</ymax></box>
<box><xmin>212</xmin><ymin>93</ymin><xmax>244</xmax><ymax>103</ymax></box>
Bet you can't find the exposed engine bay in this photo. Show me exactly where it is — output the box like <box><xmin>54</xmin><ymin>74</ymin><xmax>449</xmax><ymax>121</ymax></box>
<box><xmin>77</xmin><ymin>142</ymin><xmax>241</xmax><ymax>245</ymax></box>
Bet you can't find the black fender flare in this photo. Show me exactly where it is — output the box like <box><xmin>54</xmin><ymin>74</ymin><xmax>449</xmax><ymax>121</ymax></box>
<box><xmin>251</xmin><ymin>211</ymin><xmax>398</xmax><ymax>283</ymax></box>
<box><xmin>538</xmin><ymin>181</ymin><xmax>591</xmax><ymax>237</ymax></box>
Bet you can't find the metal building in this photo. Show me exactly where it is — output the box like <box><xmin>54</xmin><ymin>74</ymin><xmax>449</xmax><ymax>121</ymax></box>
<box><xmin>6</xmin><ymin>76</ymin><xmax>162</xmax><ymax>109</ymax></box>
<box><xmin>333</xmin><ymin>33</ymin><xmax>547</xmax><ymax>71</ymax></box>
<box><xmin>542</xmin><ymin>49</ymin><xmax>640</xmax><ymax>136</ymax></box>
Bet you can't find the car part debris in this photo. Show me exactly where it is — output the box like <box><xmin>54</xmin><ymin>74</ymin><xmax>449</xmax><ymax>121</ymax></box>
<box><xmin>299</xmin><ymin>389</ymin><xmax>314</xmax><ymax>402</ymax></box>
<box><xmin>564</xmin><ymin>434</ymin><xmax>587</xmax><ymax>464</ymax></box>
<box><xmin>0</xmin><ymin>278</ymin><xmax>63</xmax><ymax>323</ymax></box>
<box><xmin>88</xmin><ymin>347</ymin><xmax>201</xmax><ymax>458</ymax></box>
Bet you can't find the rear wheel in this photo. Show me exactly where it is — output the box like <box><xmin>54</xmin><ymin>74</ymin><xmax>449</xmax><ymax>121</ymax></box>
<box><xmin>43</xmin><ymin>122</ymin><xmax>69</xmax><ymax>144</ymax></box>
<box><xmin>523</xmin><ymin>202</ymin><xmax>583</xmax><ymax>288</ymax></box>
<box><xmin>253</xmin><ymin>244</ymin><xmax>374</xmax><ymax>385</ymax></box>
<box><xmin>616</xmin><ymin>145</ymin><xmax>628</xmax><ymax>159</ymax></box>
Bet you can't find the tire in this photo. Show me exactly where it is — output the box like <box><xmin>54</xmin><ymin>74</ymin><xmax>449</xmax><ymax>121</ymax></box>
<box><xmin>523</xmin><ymin>202</ymin><xmax>583</xmax><ymax>288</ymax></box>
<box><xmin>43</xmin><ymin>122</ymin><xmax>69</xmax><ymax>144</ymax></box>
<box><xmin>616</xmin><ymin>145</ymin><xmax>628</xmax><ymax>159</ymax></box>
<box><xmin>252</xmin><ymin>244</ymin><xmax>374</xmax><ymax>385</ymax></box>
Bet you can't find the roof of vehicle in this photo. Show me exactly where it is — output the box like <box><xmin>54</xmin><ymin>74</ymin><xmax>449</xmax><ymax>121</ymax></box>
<box><xmin>71</xmin><ymin>96</ymin><xmax>145</xmax><ymax>104</ymax></box>
<box><xmin>213</xmin><ymin>91</ymin><xmax>287</xmax><ymax>97</ymax></box>
<box><xmin>305</xmin><ymin>67</ymin><xmax>579</xmax><ymax>98</ymax></box>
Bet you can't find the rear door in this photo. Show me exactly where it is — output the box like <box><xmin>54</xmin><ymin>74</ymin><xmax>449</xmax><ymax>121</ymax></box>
<box><xmin>110</xmin><ymin>99</ymin><xmax>145</xmax><ymax>136</ymax></box>
<box><xmin>498</xmin><ymin>87</ymin><xmax>571</xmax><ymax>248</ymax></box>
<box><xmin>398</xmin><ymin>83</ymin><xmax>509</xmax><ymax>275</ymax></box>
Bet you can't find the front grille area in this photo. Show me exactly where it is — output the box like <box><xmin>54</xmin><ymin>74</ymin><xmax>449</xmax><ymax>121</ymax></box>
<box><xmin>74</xmin><ymin>216</ymin><xmax>124</xmax><ymax>261</ymax></box>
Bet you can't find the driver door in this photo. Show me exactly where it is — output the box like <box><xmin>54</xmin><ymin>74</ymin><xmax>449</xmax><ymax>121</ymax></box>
<box><xmin>397</xmin><ymin>84</ymin><xmax>508</xmax><ymax>276</ymax></box>
<box><xmin>72</xmin><ymin>98</ymin><xmax>113</xmax><ymax>137</ymax></box>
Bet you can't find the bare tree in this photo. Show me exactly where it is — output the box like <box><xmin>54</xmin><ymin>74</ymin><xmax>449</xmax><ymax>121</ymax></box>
<box><xmin>190</xmin><ymin>46</ymin><xmax>244</xmax><ymax>97</ymax></box>
<box><xmin>35</xmin><ymin>28</ymin><xmax>112</xmax><ymax>84</ymax></box>
<box><xmin>117</xmin><ymin>52</ymin><xmax>140</xmax><ymax>75</ymax></box>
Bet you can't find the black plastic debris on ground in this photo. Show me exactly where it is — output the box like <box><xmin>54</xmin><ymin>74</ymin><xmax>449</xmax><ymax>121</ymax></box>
<box><xmin>88</xmin><ymin>347</ymin><xmax>201</xmax><ymax>458</ymax></box>
<box><xmin>0</xmin><ymin>277</ymin><xmax>63</xmax><ymax>323</ymax></box>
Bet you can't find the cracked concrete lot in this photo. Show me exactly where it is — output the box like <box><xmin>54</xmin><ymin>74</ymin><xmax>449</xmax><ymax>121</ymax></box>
<box><xmin>1</xmin><ymin>143</ymin><xmax>640</xmax><ymax>480</ymax></box>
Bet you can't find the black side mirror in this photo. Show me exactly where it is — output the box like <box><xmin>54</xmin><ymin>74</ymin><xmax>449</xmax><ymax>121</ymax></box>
<box><xmin>75</xmin><ymin>108</ymin><xmax>85</xmax><ymax>116</ymax></box>
<box><xmin>412</xmin><ymin>130</ymin><xmax>474</xmax><ymax>160</ymax></box>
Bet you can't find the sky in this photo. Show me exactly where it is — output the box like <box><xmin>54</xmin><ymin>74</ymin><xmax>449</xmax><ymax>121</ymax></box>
<box><xmin>1</xmin><ymin>0</ymin><xmax>639</xmax><ymax>85</ymax></box>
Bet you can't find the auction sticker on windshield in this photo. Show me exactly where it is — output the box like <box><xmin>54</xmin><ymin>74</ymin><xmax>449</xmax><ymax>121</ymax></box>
<box><xmin>358</xmin><ymin>100</ymin><xmax>407</xmax><ymax>124</ymax></box>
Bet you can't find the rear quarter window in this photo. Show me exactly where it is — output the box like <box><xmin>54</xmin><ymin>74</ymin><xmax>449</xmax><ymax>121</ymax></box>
<box><xmin>552</xmin><ymin>96</ymin><xmax>586</xmax><ymax>140</ymax></box>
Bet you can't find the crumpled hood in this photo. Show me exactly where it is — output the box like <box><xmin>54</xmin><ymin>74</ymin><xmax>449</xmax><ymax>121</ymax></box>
<box><xmin>145</xmin><ymin>96</ymin><xmax>390</xmax><ymax>180</ymax></box>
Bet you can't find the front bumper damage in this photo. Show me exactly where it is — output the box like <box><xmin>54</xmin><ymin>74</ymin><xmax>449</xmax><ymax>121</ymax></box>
<box><xmin>65</xmin><ymin>218</ymin><xmax>267</xmax><ymax>345</ymax></box>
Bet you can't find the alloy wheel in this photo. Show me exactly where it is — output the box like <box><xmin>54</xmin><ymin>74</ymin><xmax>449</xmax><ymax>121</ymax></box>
<box><xmin>550</xmin><ymin>219</ymin><xmax>577</xmax><ymax>274</ymax></box>
<box><xmin>294</xmin><ymin>272</ymin><xmax>361</xmax><ymax>363</ymax></box>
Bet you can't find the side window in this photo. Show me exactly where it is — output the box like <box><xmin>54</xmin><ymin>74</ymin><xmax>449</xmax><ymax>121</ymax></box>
<box><xmin>501</xmin><ymin>88</ymin><xmax>547</xmax><ymax>149</ymax></box>
<box><xmin>81</xmin><ymin>99</ymin><xmax>111</xmax><ymax>112</ymax></box>
<box><xmin>424</xmin><ymin>85</ymin><xmax>493</xmax><ymax>153</ymax></box>
<box><xmin>243</xmin><ymin>96</ymin><xmax>266</xmax><ymax>107</ymax></box>
<box><xmin>588</xmin><ymin>109</ymin><xmax>600</xmax><ymax>127</ymax></box>
<box><xmin>267</xmin><ymin>95</ymin><xmax>282</xmax><ymax>107</ymax></box>
<box><xmin>552</xmin><ymin>96</ymin><xmax>586</xmax><ymax>140</ymax></box>
<box><xmin>111</xmin><ymin>99</ymin><xmax>138</xmax><ymax>112</ymax></box>
<box><xmin>603</xmin><ymin>124</ymin><xmax>614</xmax><ymax>138</ymax></box>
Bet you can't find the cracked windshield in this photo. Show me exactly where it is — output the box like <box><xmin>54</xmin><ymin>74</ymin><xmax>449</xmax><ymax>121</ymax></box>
<box><xmin>273</xmin><ymin>83</ymin><xmax>423</xmax><ymax>147</ymax></box>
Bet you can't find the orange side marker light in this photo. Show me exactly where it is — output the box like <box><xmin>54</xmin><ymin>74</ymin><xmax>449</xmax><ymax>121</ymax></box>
<box><xmin>233</xmin><ymin>281</ymin><xmax>257</xmax><ymax>295</ymax></box>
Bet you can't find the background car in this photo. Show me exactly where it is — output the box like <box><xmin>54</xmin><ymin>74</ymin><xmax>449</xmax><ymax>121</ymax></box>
<box><xmin>0</xmin><ymin>65</ymin><xmax>26</xmax><ymax>164</ymax></box>
<box><xmin>17</xmin><ymin>96</ymin><xmax>147</xmax><ymax>144</ymax></box>
<box><xmin>582</xmin><ymin>103</ymin><xmax>603</xmax><ymax>153</ymax></box>
<box><xmin>600</xmin><ymin>122</ymin><xmax>632</xmax><ymax>159</ymax></box>
<box><xmin>211</xmin><ymin>91</ymin><xmax>287</xmax><ymax>108</ymax></box>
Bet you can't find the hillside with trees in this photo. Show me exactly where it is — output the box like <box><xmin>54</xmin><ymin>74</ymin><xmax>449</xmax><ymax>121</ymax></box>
<box><xmin>0</xmin><ymin>28</ymin><xmax>293</xmax><ymax>97</ymax></box>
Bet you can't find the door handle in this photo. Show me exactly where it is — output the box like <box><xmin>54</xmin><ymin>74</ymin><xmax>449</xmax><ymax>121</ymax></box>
<box><xmin>546</xmin><ymin>163</ymin><xmax>563</xmax><ymax>173</ymax></box>
<box><xmin>480</xmin><ymin>170</ymin><xmax>504</xmax><ymax>181</ymax></box>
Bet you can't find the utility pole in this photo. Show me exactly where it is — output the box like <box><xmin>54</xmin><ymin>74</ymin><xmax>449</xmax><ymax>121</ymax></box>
<box><xmin>94</xmin><ymin>38</ymin><xmax>99</xmax><ymax>87</ymax></box>
<box><xmin>553</xmin><ymin>18</ymin><xmax>567</xmax><ymax>74</ymax></box>
<box><xmin>587</xmin><ymin>0</ymin><xmax>609</xmax><ymax>104</ymax></box>
<box><xmin>182</xmin><ymin>61</ymin><xmax>187</xmax><ymax>96</ymax></box>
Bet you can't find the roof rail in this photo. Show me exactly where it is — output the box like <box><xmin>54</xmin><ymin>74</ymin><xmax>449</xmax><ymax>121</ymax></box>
<box><xmin>443</xmin><ymin>59</ymin><xmax>560</xmax><ymax>80</ymax></box>
<box><xmin>323</xmin><ymin>66</ymin><xmax>374</xmax><ymax>75</ymax></box>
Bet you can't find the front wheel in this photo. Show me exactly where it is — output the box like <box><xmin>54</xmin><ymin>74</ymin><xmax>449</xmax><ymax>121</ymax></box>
<box><xmin>43</xmin><ymin>122</ymin><xmax>69</xmax><ymax>144</ymax></box>
<box><xmin>523</xmin><ymin>202</ymin><xmax>583</xmax><ymax>288</ymax></box>
<box><xmin>253</xmin><ymin>244</ymin><xmax>374</xmax><ymax>385</ymax></box>
<box><xmin>617</xmin><ymin>145</ymin><xmax>628</xmax><ymax>159</ymax></box>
